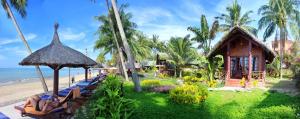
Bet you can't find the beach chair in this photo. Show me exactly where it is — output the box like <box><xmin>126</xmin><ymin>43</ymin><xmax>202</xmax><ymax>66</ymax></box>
<box><xmin>14</xmin><ymin>89</ymin><xmax>75</xmax><ymax>118</ymax></box>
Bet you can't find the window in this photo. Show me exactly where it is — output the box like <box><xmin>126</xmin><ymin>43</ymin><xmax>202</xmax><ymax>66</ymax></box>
<box><xmin>252</xmin><ymin>56</ymin><xmax>258</xmax><ymax>71</ymax></box>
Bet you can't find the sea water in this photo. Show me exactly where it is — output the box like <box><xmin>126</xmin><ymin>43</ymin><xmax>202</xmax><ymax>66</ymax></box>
<box><xmin>0</xmin><ymin>67</ymin><xmax>85</xmax><ymax>86</ymax></box>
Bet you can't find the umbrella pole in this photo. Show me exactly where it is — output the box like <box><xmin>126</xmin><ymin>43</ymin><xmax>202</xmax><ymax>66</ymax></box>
<box><xmin>85</xmin><ymin>68</ymin><xmax>88</xmax><ymax>82</ymax></box>
<box><xmin>54</xmin><ymin>69</ymin><xmax>59</xmax><ymax>96</ymax></box>
<box><xmin>68</xmin><ymin>68</ymin><xmax>70</xmax><ymax>87</ymax></box>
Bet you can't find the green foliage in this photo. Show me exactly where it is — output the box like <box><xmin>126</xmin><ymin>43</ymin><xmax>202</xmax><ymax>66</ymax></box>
<box><xmin>74</xmin><ymin>75</ymin><xmax>137</xmax><ymax>119</ymax></box>
<box><xmin>164</xmin><ymin>35</ymin><xmax>198</xmax><ymax>77</ymax></box>
<box><xmin>182</xmin><ymin>76</ymin><xmax>204</xmax><ymax>84</ymax></box>
<box><xmin>124</xmin><ymin>79</ymin><xmax>300</xmax><ymax>119</ymax></box>
<box><xmin>141</xmin><ymin>80</ymin><xmax>161</xmax><ymax>88</ymax></box>
<box><xmin>267</xmin><ymin>57</ymin><xmax>281</xmax><ymax>78</ymax></box>
<box><xmin>258</xmin><ymin>0</ymin><xmax>299</xmax><ymax>41</ymax></box>
<box><xmin>187</xmin><ymin>14</ymin><xmax>219</xmax><ymax>54</ymax></box>
<box><xmin>182</xmin><ymin>70</ymin><xmax>193</xmax><ymax>77</ymax></box>
<box><xmin>158</xmin><ymin>73</ymin><xmax>168</xmax><ymax>79</ymax></box>
<box><xmin>207</xmin><ymin>80</ymin><xmax>217</xmax><ymax>88</ymax></box>
<box><xmin>169</xmin><ymin>84</ymin><xmax>208</xmax><ymax>104</ymax></box>
<box><xmin>247</xmin><ymin>105</ymin><xmax>296</xmax><ymax>119</ymax></box>
<box><xmin>206</xmin><ymin>55</ymin><xmax>224</xmax><ymax>81</ymax></box>
<box><xmin>94</xmin><ymin>4</ymin><xmax>151</xmax><ymax>62</ymax></box>
<box><xmin>216</xmin><ymin>0</ymin><xmax>257</xmax><ymax>35</ymax></box>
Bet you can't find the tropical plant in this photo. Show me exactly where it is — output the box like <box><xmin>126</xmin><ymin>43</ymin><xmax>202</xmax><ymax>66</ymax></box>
<box><xmin>164</xmin><ymin>35</ymin><xmax>198</xmax><ymax>77</ymax></box>
<box><xmin>258</xmin><ymin>0</ymin><xmax>299</xmax><ymax>80</ymax></box>
<box><xmin>1</xmin><ymin>0</ymin><xmax>48</xmax><ymax>92</ymax></box>
<box><xmin>216</xmin><ymin>0</ymin><xmax>257</xmax><ymax>35</ymax></box>
<box><xmin>74</xmin><ymin>75</ymin><xmax>137</xmax><ymax>119</ymax></box>
<box><xmin>188</xmin><ymin>15</ymin><xmax>219</xmax><ymax>55</ymax></box>
<box><xmin>267</xmin><ymin>57</ymin><xmax>281</xmax><ymax>77</ymax></box>
<box><xmin>206</xmin><ymin>55</ymin><xmax>224</xmax><ymax>82</ymax></box>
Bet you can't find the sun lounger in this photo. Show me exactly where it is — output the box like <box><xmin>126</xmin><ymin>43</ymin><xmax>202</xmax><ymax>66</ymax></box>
<box><xmin>14</xmin><ymin>88</ymin><xmax>75</xmax><ymax>118</ymax></box>
<box><xmin>0</xmin><ymin>112</ymin><xmax>9</xmax><ymax>119</ymax></box>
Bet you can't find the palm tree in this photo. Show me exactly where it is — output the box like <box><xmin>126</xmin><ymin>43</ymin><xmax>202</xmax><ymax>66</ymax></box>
<box><xmin>188</xmin><ymin>15</ymin><xmax>219</xmax><ymax>55</ymax></box>
<box><xmin>258</xmin><ymin>0</ymin><xmax>299</xmax><ymax>80</ymax></box>
<box><xmin>216</xmin><ymin>0</ymin><xmax>257</xmax><ymax>35</ymax></box>
<box><xmin>1</xmin><ymin>0</ymin><xmax>48</xmax><ymax>92</ymax></box>
<box><xmin>104</xmin><ymin>0</ymin><xmax>128</xmax><ymax>81</ymax></box>
<box><xmin>110</xmin><ymin>0</ymin><xmax>141</xmax><ymax>92</ymax></box>
<box><xmin>165</xmin><ymin>35</ymin><xmax>198</xmax><ymax>77</ymax></box>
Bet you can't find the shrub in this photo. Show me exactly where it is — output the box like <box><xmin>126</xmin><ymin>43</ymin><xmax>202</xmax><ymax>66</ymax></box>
<box><xmin>207</xmin><ymin>80</ymin><xmax>217</xmax><ymax>88</ymax></box>
<box><xmin>182</xmin><ymin>70</ymin><xmax>193</xmax><ymax>77</ymax></box>
<box><xmin>74</xmin><ymin>75</ymin><xmax>137</xmax><ymax>119</ymax></box>
<box><xmin>149</xmin><ymin>85</ymin><xmax>175</xmax><ymax>93</ymax></box>
<box><xmin>182</xmin><ymin>76</ymin><xmax>204</xmax><ymax>84</ymax></box>
<box><xmin>141</xmin><ymin>80</ymin><xmax>161</xmax><ymax>88</ymax></box>
<box><xmin>158</xmin><ymin>73</ymin><xmax>168</xmax><ymax>79</ymax></box>
<box><xmin>170</xmin><ymin>84</ymin><xmax>208</xmax><ymax>104</ymax></box>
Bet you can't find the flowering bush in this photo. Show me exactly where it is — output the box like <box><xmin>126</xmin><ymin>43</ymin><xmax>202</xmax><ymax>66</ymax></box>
<box><xmin>141</xmin><ymin>80</ymin><xmax>161</xmax><ymax>88</ymax></box>
<box><xmin>207</xmin><ymin>80</ymin><xmax>217</xmax><ymax>87</ymax></box>
<box><xmin>240</xmin><ymin>77</ymin><xmax>246</xmax><ymax>87</ymax></box>
<box><xmin>169</xmin><ymin>84</ymin><xmax>208</xmax><ymax>104</ymax></box>
<box><xmin>158</xmin><ymin>73</ymin><xmax>169</xmax><ymax>79</ymax></box>
<box><xmin>182</xmin><ymin>76</ymin><xmax>204</xmax><ymax>84</ymax></box>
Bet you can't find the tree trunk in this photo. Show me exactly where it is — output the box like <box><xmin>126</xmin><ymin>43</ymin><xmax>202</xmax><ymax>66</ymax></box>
<box><xmin>105</xmin><ymin>0</ymin><xmax>129</xmax><ymax>81</ymax></box>
<box><xmin>279</xmin><ymin>28</ymin><xmax>285</xmax><ymax>80</ymax></box>
<box><xmin>4</xmin><ymin>0</ymin><xmax>48</xmax><ymax>92</ymax></box>
<box><xmin>110</xmin><ymin>0</ymin><xmax>141</xmax><ymax>92</ymax></box>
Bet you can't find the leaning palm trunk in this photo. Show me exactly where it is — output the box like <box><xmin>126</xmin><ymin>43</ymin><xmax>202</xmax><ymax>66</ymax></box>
<box><xmin>4</xmin><ymin>0</ymin><xmax>48</xmax><ymax>92</ymax></box>
<box><xmin>110</xmin><ymin>0</ymin><xmax>141</xmax><ymax>92</ymax></box>
<box><xmin>279</xmin><ymin>28</ymin><xmax>285</xmax><ymax>80</ymax></box>
<box><xmin>105</xmin><ymin>0</ymin><xmax>129</xmax><ymax>81</ymax></box>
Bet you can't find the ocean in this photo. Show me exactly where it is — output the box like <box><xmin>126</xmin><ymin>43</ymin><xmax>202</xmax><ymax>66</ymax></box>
<box><xmin>0</xmin><ymin>67</ymin><xmax>86</xmax><ymax>85</ymax></box>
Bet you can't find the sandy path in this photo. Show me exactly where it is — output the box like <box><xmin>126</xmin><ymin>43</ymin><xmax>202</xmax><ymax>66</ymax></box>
<box><xmin>0</xmin><ymin>73</ymin><xmax>97</xmax><ymax>107</ymax></box>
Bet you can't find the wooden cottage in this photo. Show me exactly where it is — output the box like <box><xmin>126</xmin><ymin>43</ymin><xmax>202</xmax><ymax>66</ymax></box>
<box><xmin>208</xmin><ymin>27</ymin><xmax>276</xmax><ymax>87</ymax></box>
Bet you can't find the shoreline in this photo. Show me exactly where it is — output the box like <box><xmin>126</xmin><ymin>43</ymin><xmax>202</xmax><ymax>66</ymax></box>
<box><xmin>0</xmin><ymin>73</ymin><xmax>97</xmax><ymax>107</ymax></box>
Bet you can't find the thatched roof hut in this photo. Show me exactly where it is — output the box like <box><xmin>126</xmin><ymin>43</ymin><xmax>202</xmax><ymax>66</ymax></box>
<box><xmin>20</xmin><ymin>23</ymin><xmax>97</xmax><ymax>95</ymax></box>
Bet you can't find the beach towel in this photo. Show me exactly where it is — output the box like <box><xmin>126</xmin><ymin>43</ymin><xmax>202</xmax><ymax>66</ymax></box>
<box><xmin>0</xmin><ymin>112</ymin><xmax>9</xmax><ymax>119</ymax></box>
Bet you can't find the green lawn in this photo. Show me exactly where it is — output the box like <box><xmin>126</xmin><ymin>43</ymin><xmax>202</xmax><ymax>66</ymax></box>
<box><xmin>124</xmin><ymin>79</ymin><xmax>300</xmax><ymax>119</ymax></box>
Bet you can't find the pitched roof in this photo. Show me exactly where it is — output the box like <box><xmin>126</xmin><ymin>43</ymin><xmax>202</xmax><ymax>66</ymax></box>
<box><xmin>207</xmin><ymin>26</ymin><xmax>276</xmax><ymax>62</ymax></box>
<box><xmin>19</xmin><ymin>23</ymin><xmax>97</xmax><ymax>68</ymax></box>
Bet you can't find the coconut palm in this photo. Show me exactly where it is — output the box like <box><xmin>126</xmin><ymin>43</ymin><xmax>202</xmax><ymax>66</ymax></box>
<box><xmin>188</xmin><ymin>15</ymin><xmax>219</xmax><ymax>55</ymax></box>
<box><xmin>109</xmin><ymin>0</ymin><xmax>141</xmax><ymax>92</ymax></box>
<box><xmin>258</xmin><ymin>0</ymin><xmax>299</xmax><ymax>80</ymax></box>
<box><xmin>1</xmin><ymin>0</ymin><xmax>48</xmax><ymax>92</ymax></box>
<box><xmin>216</xmin><ymin>0</ymin><xmax>257</xmax><ymax>35</ymax></box>
<box><xmin>165</xmin><ymin>35</ymin><xmax>198</xmax><ymax>77</ymax></box>
<box><xmin>103</xmin><ymin>0</ymin><xmax>128</xmax><ymax>81</ymax></box>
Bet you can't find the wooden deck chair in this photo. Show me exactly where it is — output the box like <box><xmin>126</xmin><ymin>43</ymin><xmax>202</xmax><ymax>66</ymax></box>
<box><xmin>14</xmin><ymin>89</ymin><xmax>74</xmax><ymax>118</ymax></box>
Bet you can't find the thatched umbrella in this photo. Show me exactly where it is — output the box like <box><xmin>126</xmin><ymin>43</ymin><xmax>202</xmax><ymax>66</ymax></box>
<box><xmin>19</xmin><ymin>23</ymin><xmax>97</xmax><ymax>95</ymax></box>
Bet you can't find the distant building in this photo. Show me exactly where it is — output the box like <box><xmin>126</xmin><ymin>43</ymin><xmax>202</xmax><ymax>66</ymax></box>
<box><xmin>271</xmin><ymin>32</ymin><xmax>293</xmax><ymax>55</ymax></box>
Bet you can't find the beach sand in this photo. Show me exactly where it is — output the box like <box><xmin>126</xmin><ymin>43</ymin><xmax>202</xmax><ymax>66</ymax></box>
<box><xmin>0</xmin><ymin>73</ymin><xmax>97</xmax><ymax>107</ymax></box>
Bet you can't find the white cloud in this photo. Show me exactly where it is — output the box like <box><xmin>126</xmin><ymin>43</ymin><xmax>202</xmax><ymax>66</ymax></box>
<box><xmin>60</xmin><ymin>28</ymin><xmax>86</xmax><ymax>41</ymax></box>
<box><xmin>0</xmin><ymin>46</ymin><xmax>28</xmax><ymax>57</ymax></box>
<box><xmin>0</xmin><ymin>33</ymin><xmax>37</xmax><ymax>46</ymax></box>
<box><xmin>129</xmin><ymin>7</ymin><xmax>173</xmax><ymax>26</ymax></box>
<box><xmin>139</xmin><ymin>23</ymin><xmax>190</xmax><ymax>41</ymax></box>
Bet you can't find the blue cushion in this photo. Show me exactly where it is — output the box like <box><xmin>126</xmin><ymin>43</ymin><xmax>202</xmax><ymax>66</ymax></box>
<box><xmin>0</xmin><ymin>112</ymin><xmax>9</xmax><ymax>119</ymax></box>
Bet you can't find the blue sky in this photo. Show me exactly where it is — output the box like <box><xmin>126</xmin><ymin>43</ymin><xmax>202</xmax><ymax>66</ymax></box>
<box><xmin>0</xmin><ymin>0</ymin><xmax>275</xmax><ymax>68</ymax></box>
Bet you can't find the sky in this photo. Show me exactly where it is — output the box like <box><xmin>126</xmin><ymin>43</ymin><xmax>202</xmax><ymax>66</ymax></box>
<box><xmin>0</xmin><ymin>0</ymin><xmax>277</xmax><ymax>68</ymax></box>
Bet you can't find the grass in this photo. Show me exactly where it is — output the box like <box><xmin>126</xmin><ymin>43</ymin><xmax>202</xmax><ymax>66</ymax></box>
<box><xmin>124</xmin><ymin>79</ymin><xmax>300</xmax><ymax>119</ymax></box>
